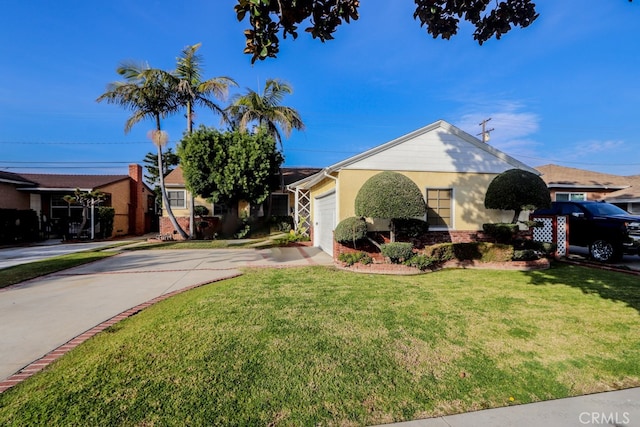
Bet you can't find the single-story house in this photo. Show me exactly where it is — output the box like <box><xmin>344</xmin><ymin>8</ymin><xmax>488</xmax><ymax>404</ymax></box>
<box><xmin>0</xmin><ymin>164</ymin><xmax>155</xmax><ymax>238</ymax></box>
<box><xmin>287</xmin><ymin>120</ymin><xmax>540</xmax><ymax>256</ymax></box>
<box><xmin>535</xmin><ymin>164</ymin><xmax>640</xmax><ymax>214</ymax></box>
<box><xmin>161</xmin><ymin>166</ymin><xmax>321</xmax><ymax>237</ymax></box>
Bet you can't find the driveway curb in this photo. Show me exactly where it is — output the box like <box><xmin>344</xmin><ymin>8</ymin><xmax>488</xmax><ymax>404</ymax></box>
<box><xmin>0</xmin><ymin>272</ymin><xmax>242</xmax><ymax>393</ymax></box>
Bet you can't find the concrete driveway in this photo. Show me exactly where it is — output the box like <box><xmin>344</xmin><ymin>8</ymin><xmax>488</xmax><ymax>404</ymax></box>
<box><xmin>0</xmin><ymin>246</ymin><xmax>333</xmax><ymax>387</ymax></box>
<box><xmin>0</xmin><ymin>239</ymin><xmax>135</xmax><ymax>269</ymax></box>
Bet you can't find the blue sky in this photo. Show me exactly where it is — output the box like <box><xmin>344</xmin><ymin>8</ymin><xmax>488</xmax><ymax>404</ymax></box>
<box><xmin>1</xmin><ymin>1</ymin><xmax>639</xmax><ymax>177</ymax></box>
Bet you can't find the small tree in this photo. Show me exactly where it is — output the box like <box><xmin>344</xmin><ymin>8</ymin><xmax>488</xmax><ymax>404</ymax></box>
<box><xmin>355</xmin><ymin>172</ymin><xmax>426</xmax><ymax>242</ymax></box>
<box><xmin>484</xmin><ymin>169</ymin><xmax>551</xmax><ymax>224</ymax></box>
<box><xmin>64</xmin><ymin>189</ymin><xmax>106</xmax><ymax>238</ymax></box>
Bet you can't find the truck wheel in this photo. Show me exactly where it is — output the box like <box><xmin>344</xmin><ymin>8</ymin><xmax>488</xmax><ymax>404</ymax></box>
<box><xmin>589</xmin><ymin>240</ymin><xmax>620</xmax><ymax>262</ymax></box>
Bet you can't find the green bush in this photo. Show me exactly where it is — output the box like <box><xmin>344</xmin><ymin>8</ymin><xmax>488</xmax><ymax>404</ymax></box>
<box><xmin>381</xmin><ymin>242</ymin><xmax>414</xmax><ymax>263</ymax></box>
<box><xmin>423</xmin><ymin>243</ymin><xmax>455</xmax><ymax>262</ymax></box>
<box><xmin>194</xmin><ymin>205</ymin><xmax>210</xmax><ymax>217</ymax></box>
<box><xmin>270</xmin><ymin>215</ymin><xmax>294</xmax><ymax>232</ymax></box>
<box><xmin>483</xmin><ymin>223</ymin><xmax>519</xmax><ymax>243</ymax></box>
<box><xmin>355</xmin><ymin>172</ymin><xmax>426</xmax><ymax>219</ymax></box>
<box><xmin>513</xmin><ymin>249</ymin><xmax>540</xmax><ymax>261</ymax></box>
<box><xmin>334</xmin><ymin>217</ymin><xmax>368</xmax><ymax>245</ymax></box>
<box><xmin>424</xmin><ymin>242</ymin><xmax>514</xmax><ymax>263</ymax></box>
<box><xmin>338</xmin><ymin>252</ymin><xmax>373</xmax><ymax>266</ymax></box>
<box><xmin>97</xmin><ymin>207</ymin><xmax>115</xmax><ymax>238</ymax></box>
<box><xmin>392</xmin><ymin>218</ymin><xmax>429</xmax><ymax>239</ymax></box>
<box><xmin>404</xmin><ymin>254</ymin><xmax>435</xmax><ymax>271</ymax></box>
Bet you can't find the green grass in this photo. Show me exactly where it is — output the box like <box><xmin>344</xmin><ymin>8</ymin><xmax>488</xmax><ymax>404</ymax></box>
<box><xmin>0</xmin><ymin>246</ymin><xmax>124</xmax><ymax>289</ymax></box>
<box><xmin>130</xmin><ymin>237</ymin><xmax>276</xmax><ymax>250</ymax></box>
<box><xmin>1</xmin><ymin>264</ymin><xmax>639</xmax><ymax>425</ymax></box>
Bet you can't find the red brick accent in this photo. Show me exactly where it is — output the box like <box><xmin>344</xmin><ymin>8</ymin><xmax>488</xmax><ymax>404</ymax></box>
<box><xmin>160</xmin><ymin>216</ymin><xmax>190</xmax><ymax>240</ymax></box>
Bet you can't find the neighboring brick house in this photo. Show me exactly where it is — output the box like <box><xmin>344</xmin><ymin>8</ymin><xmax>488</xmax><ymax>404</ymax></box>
<box><xmin>161</xmin><ymin>166</ymin><xmax>321</xmax><ymax>238</ymax></box>
<box><xmin>0</xmin><ymin>164</ymin><xmax>155</xmax><ymax>238</ymax></box>
<box><xmin>536</xmin><ymin>164</ymin><xmax>640</xmax><ymax>214</ymax></box>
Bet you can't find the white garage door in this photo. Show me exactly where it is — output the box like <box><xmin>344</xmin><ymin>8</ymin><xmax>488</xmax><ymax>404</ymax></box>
<box><xmin>314</xmin><ymin>191</ymin><xmax>336</xmax><ymax>256</ymax></box>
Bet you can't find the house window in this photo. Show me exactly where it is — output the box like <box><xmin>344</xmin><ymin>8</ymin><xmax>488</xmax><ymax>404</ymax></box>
<box><xmin>167</xmin><ymin>190</ymin><xmax>186</xmax><ymax>208</ymax></box>
<box><xmin>555</xmin><ymin>192</ymin><xmax>586</xmax><ymax>201</ymax></box>
<box><xmin>270</xmin><ymin>194</ymin><xmax>290</xmax><ymax>217</ymax></box>
<box><xmin>426</xmin><ymin>188</ymin><xmax>452</xmax><ymax>229</ymax></box>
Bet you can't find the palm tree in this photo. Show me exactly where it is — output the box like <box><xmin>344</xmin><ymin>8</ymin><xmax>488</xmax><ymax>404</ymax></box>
<box><xmin>97</xmin><ymin>62</ymin><xmax>189</xmax><ymax>239</ymax></box>
<box><xmin>173</xmin><ymin>43</ymin><xmax>237</xmax><ymax>237</ymax></box>
<box><xmin>174</xmin><ymin>43</ymin><xmax>237</xmax><ymax>133</ymax></box>
<box><xmin>227</xmin><ymin>78</ymin><xmax>305</xmax><ymax>148</ymax></box>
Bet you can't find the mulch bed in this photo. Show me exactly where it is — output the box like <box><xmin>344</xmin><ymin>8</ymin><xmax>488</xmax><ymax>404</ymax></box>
<box><xmin>335</xmin><ymin>257</ymin><xmax>550</xmax><ymax>275</ymax></box>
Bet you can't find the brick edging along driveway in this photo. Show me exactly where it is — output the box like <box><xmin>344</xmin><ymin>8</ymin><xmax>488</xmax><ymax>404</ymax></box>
<box><xmin>0</xmin><ymin>272</ymin><xmax>242</xmax><ymax>393</ymax></box>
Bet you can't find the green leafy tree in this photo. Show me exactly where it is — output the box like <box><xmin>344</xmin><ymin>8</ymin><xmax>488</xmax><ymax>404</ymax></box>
<box><xmin>97</xmin><ymin>62</ymin><xmax>188</xmax><ymax>239</ymax></box>
<box><xmin>178</xmin><ymin>126</ymin><xmax>283</xmax><ymax>212</ymax></box>
<box><xmin>173</xmin><ymin>42</ymin><xmax>238</xmax><ymax>238</ymax></box>
<box><xmin>355</xmin><ymin>171</ymin><xmax>426</xmax><ymax>242</ymax></box>
<box><xmin>226</xmin><ymin>78</ymin><xmax>304</xmax><ymax>148</ymax></box>
<box><xmin>484</xmin><ymin>168</ymin><xmax>551</xmax><ymax>224</ymax></box>
<box><xmin>234</xmin><ymin>0</ymin><xmax>540</xmax><ymax>63</ymax></box>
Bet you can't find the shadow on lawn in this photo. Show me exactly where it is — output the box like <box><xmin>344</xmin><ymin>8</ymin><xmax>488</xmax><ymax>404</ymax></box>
<box><xmin>523</xmin><ymin>262</ymin><xmax>640</xmax><ymax>314</ymax></box>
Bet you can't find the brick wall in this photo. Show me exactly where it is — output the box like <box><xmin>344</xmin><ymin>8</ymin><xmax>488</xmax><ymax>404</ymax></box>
<box><xmin>160</xmin><ymin>216</ymin><xmax>190</xmax><ymax>240</ymax></box>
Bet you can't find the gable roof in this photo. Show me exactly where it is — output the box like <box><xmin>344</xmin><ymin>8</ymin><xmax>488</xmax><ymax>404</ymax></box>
<box><xmin>535</xmin><ymin>164</ymin><xmax>630</xmax><ymax>190</ymax></box>
<box><xmin>15</xmin><ymin>173</ymin><xmax>128</xmax><ymax>191</ymax></box>
<box><xmin>290</xmin><ymin>120</ymin><xmax>537</xmax><ymax>189</ymax></box>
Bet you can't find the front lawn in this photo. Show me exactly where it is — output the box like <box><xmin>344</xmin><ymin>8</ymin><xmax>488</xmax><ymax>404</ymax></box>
<box><xmin>1</xmin><ymin>264</ymin><xmax>639</xmax><ymax>425</ymax></box>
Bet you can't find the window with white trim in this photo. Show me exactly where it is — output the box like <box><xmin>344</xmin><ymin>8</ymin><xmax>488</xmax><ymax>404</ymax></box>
<box><xmin>555</xmin><ymin>192</ymin><xmax>586</xmax><ymax>201</ymax></box>
<box><xmin>167</xmin><ymin>190</ymin><xmax>186</xmax><ymax>208</ymax></box>
<box><xmin>426</xmin><ymin>188</ymin><xmax>452</xmax><ymax>229</ymax></box>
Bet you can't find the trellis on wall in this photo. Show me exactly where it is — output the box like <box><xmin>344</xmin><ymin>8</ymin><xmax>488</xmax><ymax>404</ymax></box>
<box><xmin>294</xmin><ymin>188</ymin><xmax>311</xmax><ymax>235</ymax></box>
<box><xmin>531</xmin><ymin>214</ymin><xmax>568</xmax><ymax>257</ymax></box>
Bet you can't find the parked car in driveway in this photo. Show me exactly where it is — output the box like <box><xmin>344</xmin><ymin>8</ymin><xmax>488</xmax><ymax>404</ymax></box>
<box><xmin>534</xmin><ymin>201</ymin><xmax>640</xmax><ymax>262</ymax></box>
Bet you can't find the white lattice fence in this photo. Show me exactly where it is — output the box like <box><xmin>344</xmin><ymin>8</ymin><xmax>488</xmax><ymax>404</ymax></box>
<box><xmin>531</xmin><ymin>215</ymin><xmax>568</xmax><ymax>257</ymax></box>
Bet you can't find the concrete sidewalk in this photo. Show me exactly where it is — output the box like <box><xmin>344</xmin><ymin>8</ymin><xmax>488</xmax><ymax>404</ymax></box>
<box><xmin>376</xmin><ymin>387</ymin><xmax>640</xmax><ymax>426</ymax></box>
<box><xmin>0</xmin><ymin>247</ymin><xmax>333</xmax><ymax>388</ymax></box>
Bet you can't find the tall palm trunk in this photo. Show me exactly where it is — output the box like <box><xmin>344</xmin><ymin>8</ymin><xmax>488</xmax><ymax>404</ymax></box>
<box><xmin>186</xmin><ymin>100</ymin><xmax>195</xmax><ymax>238</ymax></box>
<box><xmin>155</xmin><ymin>117</ymin><xmax>188</xmax><ymax>239</ymax></box>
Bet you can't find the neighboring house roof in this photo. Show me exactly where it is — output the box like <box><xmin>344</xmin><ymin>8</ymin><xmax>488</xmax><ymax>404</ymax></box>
<box><xmin>605</xmin><ymin>176</ymin><xmax>640</xmax><ymax>202</ymax></box>
<box><xmin>281</xmin><ymin>167</ymin><xmax>322</xmax><ymax>187</ymax></box>
<box><xmin>535</xmin><ymin>164</ymin><xmax>630</xmax><ymax>190</ymax></box>
<box><xmin>289</xmin><ymin>120</ymin><xmax>537</xmax><ymax>190</ymax></box>
<box><xmin>163</xmin><ymin>166</ymin><xmax>322</xmax><ymax>190</ymax></box>
<box><xmin>164</xmin><ymin>166</ymin><xmax>185</xmax><ymax>187</ymax></box>
<box><xmin>15</xmin><ymin>173</ymin><xmax>129</xmax><ymax>192</ymax></box>
<box><xmin>0</xmin><ymin>170</ymin><xmax>36</xmax><ymax>186</ymax></box>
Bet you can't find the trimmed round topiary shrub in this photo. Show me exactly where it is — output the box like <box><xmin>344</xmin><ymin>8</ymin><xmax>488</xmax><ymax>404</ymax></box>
<box><xmin>334</xmin><ymin>217</ymin><xmax>368</xmax><ymax>246</ymax></box>
<box><xmin>355</xmin><ymin>172</ymin><xmax>426</xmax><ymax>219</ymax></box>
<box><xmin>484</xmin><ymin>168</ymin><xmax>551</xmax><ymax>223</ymax></box>
<box><xmin>381</xmin><ymin>242</ymin><xmax>414</xmax><ymax>263</ymax></box>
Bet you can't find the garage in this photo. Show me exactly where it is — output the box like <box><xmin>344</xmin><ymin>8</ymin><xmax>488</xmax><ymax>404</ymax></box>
<box><xmin>314</xmin><ymin>190</ymin><xmax>336</xmax><ymax>256</ymax></box>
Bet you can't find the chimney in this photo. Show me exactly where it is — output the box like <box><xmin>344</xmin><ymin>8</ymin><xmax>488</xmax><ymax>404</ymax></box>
<box><xmin>128</xmin><ymin>164</ymin><xmax>145</xmax><ymax>235</ymax></box>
